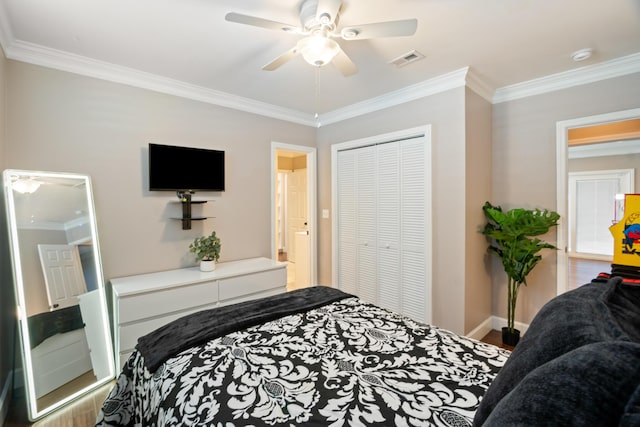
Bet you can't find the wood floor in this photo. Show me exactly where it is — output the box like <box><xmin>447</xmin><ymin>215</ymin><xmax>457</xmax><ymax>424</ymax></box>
<box><xmin>3</xmin><ymin>381</ymin><xmax>112</xmax><ymax>427</ymax></box>
<box><xmin>568</xmin><ymin>257</ymin><xmax>610</xmax><ymax>290</ymax></box>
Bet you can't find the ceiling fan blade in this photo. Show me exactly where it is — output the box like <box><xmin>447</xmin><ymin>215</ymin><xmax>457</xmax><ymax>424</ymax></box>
<box><xmin>332</xmin><ymin>48</ymin><xmax>357</xmax><ymax>77</ymax></box>
<box><xmin>316</xmin><ymin>0</ymin><xmax>343</xmax><ymax>26</ymax></box>
<box><xmin>262</xmin><ymin>47</ymin><xmax>300</xmax><ymax>71</ymax></box>
<box><xmin>225</xmin><ymin>12</ymin><xmax>299</xmax><ymax>33</ymax></box>
<box><xmin>341</xmin><ymin>18</ymin><xmax>417</xmax><ymax>40</ymax></box>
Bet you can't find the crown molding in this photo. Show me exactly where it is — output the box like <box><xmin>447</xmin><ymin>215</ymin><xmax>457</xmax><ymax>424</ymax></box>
<box><xmin>3</xmin><ymin>40</ymin><xmax>317</xmax><ymax>127</ymax></box>
<box><xmin>493</xmin><ymin>53</ymin><xmax>640</xmax><ymax>103</ymax></box>
<box><xmin>319</xmin><ymin>67</ymin><xmax>471</xmax><ymax>126</ymax></box>
<box><xmin>0</xmin><ymin>6</ymin><xmax>637</xmax><ymax>127</ymax></box>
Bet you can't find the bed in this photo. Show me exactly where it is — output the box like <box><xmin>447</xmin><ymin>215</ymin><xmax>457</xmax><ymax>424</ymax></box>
<box><xmin>96</xmin><ymin>286</ymin><xmax>509</xmax><ymax>426</ymax></box>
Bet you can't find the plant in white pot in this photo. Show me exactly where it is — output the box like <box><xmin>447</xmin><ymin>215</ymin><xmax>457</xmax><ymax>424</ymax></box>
<box><xmin>189</xmin><ymin>231</ymin><xmax>221</xmax><ymax>272</ymax></box>
<box><xmin>482</xmin><ymin>201</ymin><xmax>560</xmax><ymax>347</ymax></box>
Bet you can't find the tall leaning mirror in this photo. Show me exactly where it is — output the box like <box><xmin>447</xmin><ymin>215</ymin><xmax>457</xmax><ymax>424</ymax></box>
<box><xmin>3</xmin><ymin>169</ymin><xmax>115</xmax><ymax>421</ymax></box>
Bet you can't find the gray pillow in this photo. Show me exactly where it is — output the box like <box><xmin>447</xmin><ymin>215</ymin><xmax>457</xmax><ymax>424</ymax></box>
<box><xmin>474</xmin><ymin>277</ymin><xmax>640</xmax><ymax>426</ymax></box>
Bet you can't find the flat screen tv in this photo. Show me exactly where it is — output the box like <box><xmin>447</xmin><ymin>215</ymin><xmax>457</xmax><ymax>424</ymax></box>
<box><xmin>149</xmin><ymin>143</ymin><xmax>225</xmax><ymax>192</ymax></box>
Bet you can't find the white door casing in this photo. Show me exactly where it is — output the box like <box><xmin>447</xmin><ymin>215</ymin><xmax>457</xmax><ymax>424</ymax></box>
<box><xmin>556</xmin><ymin>107</ymin><xmax>640</xmax><ymax>295</ymax></box>
<box><xmin>271</xmin><ymin>142</ymin><xmax>317</xmax><ymax>286</ymax></box>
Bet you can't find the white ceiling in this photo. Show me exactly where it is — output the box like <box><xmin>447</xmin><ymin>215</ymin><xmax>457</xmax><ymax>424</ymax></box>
<box><xmin>1</xmin><ymin>0</ymin><xmax>639</xmax><ymax>125</ymax></box>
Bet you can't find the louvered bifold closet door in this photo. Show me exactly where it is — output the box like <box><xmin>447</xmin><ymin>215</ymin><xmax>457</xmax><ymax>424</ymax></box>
<box><xmin>355</xmin><ymin>146</ymin><xmax>378</xmax><ymax>305</ymax></box>
<box><xmin>336</xmin><ymin>135</ymin><xmax>429</xmax><ymax>322</ymax></box>
<box><xmin>399</xmin><ymin>138</ymin><xmax>428</xmax><ymax>322</ymax></box>
<box><xmin>337</xmin><ymin>150</ymin><xmax>357</xmax><ymax>295</ymax></box>
<box><xmin>377</xmin><ymin>142</ymin><xmax>401</xmax><ymax>313</ymax></box>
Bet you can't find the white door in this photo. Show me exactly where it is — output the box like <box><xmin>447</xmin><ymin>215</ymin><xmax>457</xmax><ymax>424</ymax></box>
<box><xmin>356</xmin><ymin>145</ymin><xmax>378</xmax><ymax>305</ymax></box>
<box><xmin>38</xmin><ymin>244</ymin><xmax>88</xmax><ymax>311</ymax></box>
<box><xmin>335</xmin><ymin>133</ymin><xmax>431</xmax><ymax>323</ymax></box>
<box><xmin>287</xmin><ymin>167</ymin><xmax>308</xmax><ymax>263</ymax></box>
<box><xmin>377</xmin><ymin>142</ymin><xmax>401</xmax><ymax>313</ymax></box>
<box><xmin>398</xmin><ymin>138</ymin><xmax>429</xmax><ymax>322</ymax></box>
<box><xmin>337</xmin><ymin>149</ymin><xmax>358</xmax><ymax>296</ymax></box>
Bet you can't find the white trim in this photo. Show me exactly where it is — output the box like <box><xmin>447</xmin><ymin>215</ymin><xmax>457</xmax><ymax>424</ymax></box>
<box><xmin>0</xmin><ymin>374</ymin><xmax>11</xmax><ymax>426</ymax></box>
<box><xmin>494</xmin><ymin>53</ymin><xmax>640</xmax><ymax>103</ymax></box>
<box><xmin>2</xmin><ymin>32</ymin><xmax>639</xmax><ymax>125</ymax></box>
<box><xmin>4</xmin><ymin>40</ymin><xmax>317</xmax><ymax>127</ymax></box>
<box><xmin>271</xmin><ymin>142</ymin><xmax>318</xmax><ymax>286</ymax></box>
<box><xmin>465</xmin><ymin>68</ymin><xmax>495</xmax><ymax>102</ymax></box>
<box><xmin>331</xmin><ymin>125</ymin><xmax>433</xmax><ymax>324</ymax></box>
<box><xmin>556</xmin><ymin>108</ymin><xmax>640</xmax><ymax>296</ymax></box>
<box><xmin>320</xmin><ymin>68</ymin><xmax>469</xmax><ymax>126</ymax></box>
<box><xmin>465</xmin><ymin>317</ymin><xmax>493</xmax><ymax>341</ymax></box>
<box><xmin>465</xmin><ymin>316</ymin><xmax>531</xmax><ymax>341</ymax></box>
<box><xmin>568</xmin><ymin>139</ymin><xmax>640</xmax><ymax>159</ymax></box>
<box><xmin>491</xmin><ymin>316</ymin><xmax>530</xmax><ymax>336</ymax></box>
<box><xmin>0</xmin><ymin>5</ymin><xmax>637</xmax><ymax>123</ymax></box>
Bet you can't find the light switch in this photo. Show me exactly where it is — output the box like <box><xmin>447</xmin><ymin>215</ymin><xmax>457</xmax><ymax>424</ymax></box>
<box><xmin>322</xmin><ymin>209</ymin><xmax>329</xmax><ymax>219</ymax></box>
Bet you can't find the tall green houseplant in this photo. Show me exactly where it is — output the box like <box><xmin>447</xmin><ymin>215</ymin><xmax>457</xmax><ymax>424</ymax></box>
<box><xmin>482</xmin><ymin>201</ymin><xmax>560</xmax><ymax>345</ymax></box>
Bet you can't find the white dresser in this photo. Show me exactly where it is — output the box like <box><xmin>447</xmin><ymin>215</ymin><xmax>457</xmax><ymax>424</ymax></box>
<box><xmin>110</xmin><ymin>257</ymin><xmax>287</xmax><ymax>368</ymax></box>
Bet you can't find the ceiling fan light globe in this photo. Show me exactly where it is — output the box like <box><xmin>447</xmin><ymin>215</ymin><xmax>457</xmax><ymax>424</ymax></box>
<box><xmin>298</xmin><ymin>36</ymin><xmax>339</xmax><ymax>67</ymax></box>
<box><xmin>13</xmin><ymin>179</ymin><xmax>41</xmax><ymax>194</ymax></box>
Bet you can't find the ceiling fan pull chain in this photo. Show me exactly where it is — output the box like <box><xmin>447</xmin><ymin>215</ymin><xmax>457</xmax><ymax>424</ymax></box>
<box><xmin>315</xmin><ymin>68</ymin><xmax>322</xmax><ymax>128</ymax></box>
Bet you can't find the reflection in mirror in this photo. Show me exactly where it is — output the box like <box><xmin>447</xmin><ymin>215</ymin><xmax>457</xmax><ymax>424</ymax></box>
<box><xmin>3</xmin><ymin>170</ymin><xmax>115</xmax><ymax>421</ymax></box>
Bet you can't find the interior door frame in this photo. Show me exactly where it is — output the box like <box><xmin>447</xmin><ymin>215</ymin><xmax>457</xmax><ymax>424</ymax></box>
<box><xmin>556</xmin><ymin>107</ymin><xmax>640</xmax><ymax>295</ymax></box>
<box><xmin>271</xmin><ymin>142</ymin><xmax>317</xmax><ymax>285</ymax></box>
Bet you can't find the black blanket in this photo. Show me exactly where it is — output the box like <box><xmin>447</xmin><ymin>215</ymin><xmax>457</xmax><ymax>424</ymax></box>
<box><xmin>28</xmin><ymin>305</ymin><xmax>84</xmax><ymax>349</ymax></box>
<box><xmin>136</xmin><ymin>285</ymin><xmax>352</xmax><ymax>372</ymax></box>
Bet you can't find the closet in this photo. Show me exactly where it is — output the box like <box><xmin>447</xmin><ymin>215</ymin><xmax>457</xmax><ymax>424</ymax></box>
<box><xmin>334</xmin><ymin>128</ymin><xmax>432</xmax><ymax>323</ymax></box>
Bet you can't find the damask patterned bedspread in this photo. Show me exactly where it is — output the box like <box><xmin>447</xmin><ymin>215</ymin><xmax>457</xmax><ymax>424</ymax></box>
<box><xmin>97</xmin><ymin>294</ymin><xmax>509</xmax><ymax>426</ymax></box>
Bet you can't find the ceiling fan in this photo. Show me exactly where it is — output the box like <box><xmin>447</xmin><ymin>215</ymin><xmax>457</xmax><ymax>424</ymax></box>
<box><xmin>225</xmin><ymin>0</ymin><xmax>418</xmax><ymax>77</ymax></box>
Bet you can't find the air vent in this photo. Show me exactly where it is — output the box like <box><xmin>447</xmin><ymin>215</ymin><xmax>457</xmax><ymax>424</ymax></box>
<box><xmin>388</xmin><ymin>50</ymin><xmax>425</xmax><ymax>68</ymax></box>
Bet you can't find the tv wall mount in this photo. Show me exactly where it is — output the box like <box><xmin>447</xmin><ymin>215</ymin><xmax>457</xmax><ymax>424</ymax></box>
<box><xmin>174</xmin><ymin>190</ymin><xmax>209</xmax><ymax>230</ymax></box>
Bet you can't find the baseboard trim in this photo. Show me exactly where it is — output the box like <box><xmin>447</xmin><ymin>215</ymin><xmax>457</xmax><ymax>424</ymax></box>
<box><xmin>466</xmin><ymin>316</ymin><xmax>531</xmax><ymax>341</ymax></box>
<box><xmin>0</xmin><ymin>374</ymin><xmax>12</xmax><ymax>426</ymax></box>
<box><xmin>491</xmin><ymin>316</ymin><xmax>530</xmax><ymax>335</ymax></box>
<box><xmin>465</xmin><ymin>317</ymin><xmax>493</xmax><ymax>340</ymax></box>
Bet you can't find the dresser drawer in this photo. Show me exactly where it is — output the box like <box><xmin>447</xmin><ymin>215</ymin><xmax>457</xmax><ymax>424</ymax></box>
<box><xmin>117</xmin><ymin>280</ymin><xmax>218</xmax><ymax>324</ymax></box>
<box><xmin>118</xmin><ymin>301</ymin><xmax>219</xmax><ymax>353</ymax></box>
<box><xmin>218</xmin><ymin>268</ymin><xmax>286</xmax><ymax>302</ymax></box>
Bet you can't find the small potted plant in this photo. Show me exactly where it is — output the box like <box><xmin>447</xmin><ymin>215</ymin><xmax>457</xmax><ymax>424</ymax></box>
<box><xmin>482</xmin><ymin>202</ymin><xmax>560</xmax><ymax>346</ymax></box>
<box><xmin>189</xmin><ymin>231</ymin><xmax>221</xmax><ymax>272</ymax></box>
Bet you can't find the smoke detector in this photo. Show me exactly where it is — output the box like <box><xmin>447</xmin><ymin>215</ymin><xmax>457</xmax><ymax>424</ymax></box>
<box><xmin>571</xmin><ymin>48</ymin><xmax>593</xmax><ymax>62</ymax></box>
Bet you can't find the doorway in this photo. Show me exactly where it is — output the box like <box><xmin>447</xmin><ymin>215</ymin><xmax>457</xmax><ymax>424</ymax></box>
<box><xmin>271</xmin><ymin>142</ymin><xmax>317</xmax><ymax>290</ymax></box>
<box><xmin>556</xmin><ymin>107</ymin><xmax>640</xmax><ymax>295</ymax></box>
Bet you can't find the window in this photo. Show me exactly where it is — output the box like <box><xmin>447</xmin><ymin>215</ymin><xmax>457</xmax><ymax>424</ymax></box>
<box><xmin>568</xmin><ymin>169</ymin><xmax>634</xmax><ymax>258</ymax></box>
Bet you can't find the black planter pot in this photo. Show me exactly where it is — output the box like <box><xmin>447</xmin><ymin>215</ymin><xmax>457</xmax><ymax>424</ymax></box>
<box><xmin>501</xmin><ymin>327</ymin><xmax>520</xmax><ymax>347</ymax></box>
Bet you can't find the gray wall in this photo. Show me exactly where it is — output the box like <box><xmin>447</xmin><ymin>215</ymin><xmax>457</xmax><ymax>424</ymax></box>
<box><xmin>492</xmin><ymin>72</ymin><xmax>640</xmax><ymax>325</ymax></box>
<box><xmin>2</xmin><ymin>52</ymin><xmax>639</xmax><ymax>390</ymax></box>
<box><xmin>5</xmin><ymin>60</ymin><xmax>316</xmax><ymax>281</ymax></box>
<box><xmin>464</xmin><ymin>88</ymin><xmax>493</xmax><ymax>333</ymax></box>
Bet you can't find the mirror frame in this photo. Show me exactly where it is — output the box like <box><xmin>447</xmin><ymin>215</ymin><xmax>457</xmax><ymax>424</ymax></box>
<box><xmin>3</xmin><ymin>169</ymin><xmax>115</xmax><ymax>421</ymax></box>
